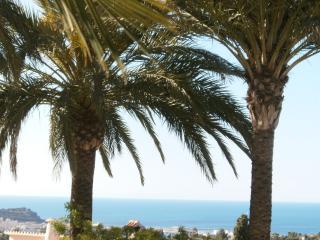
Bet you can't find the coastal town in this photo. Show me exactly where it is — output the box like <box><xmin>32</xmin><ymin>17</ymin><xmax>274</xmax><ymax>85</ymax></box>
<box><xmin>0</xmin><ymin>208</ymin><xmax>45</xmax><ymax>233</ymax></box>
<box><xmin>0</xmin><ymin>208</ymin><xmax>319</xmax><ymax>240</ymax></box>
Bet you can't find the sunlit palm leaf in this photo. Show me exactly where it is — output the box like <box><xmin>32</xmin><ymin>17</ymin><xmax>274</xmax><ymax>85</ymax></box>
<box><xmin>37</xmin><ymin>0</ymin><xmax>173</xmax><ymax>67</ymax></box>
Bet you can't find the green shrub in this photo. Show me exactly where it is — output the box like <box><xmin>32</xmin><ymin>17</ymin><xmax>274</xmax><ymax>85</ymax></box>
<box><xmin>134</xmin><ymin>228</ymin><xmax>166</xmax><ymax>240</ymax></box>
<box><xmin>233</xmin><ymin>214</ymin><xmax>249</xmax><ymax>240</ymax></box>
<box><xmin>173</xmin><ymin>227</ymin><xmax>189</xmax><ymax>240</ymax></box>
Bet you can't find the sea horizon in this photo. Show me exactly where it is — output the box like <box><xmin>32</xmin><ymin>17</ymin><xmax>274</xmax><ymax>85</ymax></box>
<box><xmin>1</xmin><ymin>195</ymin><xmax>320</xmax><ymax>204</ymax></box>
<box><xmin>0</xmin><ymin>196</ymin><xmax>320</xmax><ymax>235</ymax></box>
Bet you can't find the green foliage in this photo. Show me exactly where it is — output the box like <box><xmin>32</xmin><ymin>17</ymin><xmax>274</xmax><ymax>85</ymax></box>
<box><xmin>0</xmin><ymin>0</ymin><xmax>42</xmax><ymax>82</ymax></box>
<box><xmin>173</xmin><ymin>227</ymin><xmax>189</xmax><ymax>240</ymax></box>
<box><xmin>36</xmin><ymin>0</ymin><xmax>172</xmax><ymax>67</ymax></box>
<box><xmin>53</xmin><ymin>220</ymin><xmax>218</xmax><ymax>240</ymax></box>
<box><xmin>233</xmin><ymin>214</ymin><xmax>249</xmax><ymax>240</ymax></box>
<box><xmin>173</xmin><ymin>0</ymin><xmax>320</xmax><ymax>80</ymax></box>
<box><xmin>53</xmin><ymin>220</ymin><xmax>68</xmax><ymax>235</ymax></box>
<box><xmin>53</xmin><ymin>213</ymin><xmax>320</xmax><ymax>240</ymax></box>
<box><xmin>0</xmin><ymin>0</ymin><xmax>251</xmax><ymax>185</ymax></box>
<box><xmin>100</xmin><ymin>227</ymin><xmax>125</xmax><ymax>240</ymax></box>
<box><xmin>52</xmin><ymin>210</ymin><xmax>216</xmax><ymax>240</ymax></box>
<box><xmin>0</xmin><ymin>233</ymin><xmax>8</xmax><ymax>240</ymax></box>
<box><xmin>134</xmin><ymin>228</ymin><xmax>166</xmax><ymax>240</ymax></box>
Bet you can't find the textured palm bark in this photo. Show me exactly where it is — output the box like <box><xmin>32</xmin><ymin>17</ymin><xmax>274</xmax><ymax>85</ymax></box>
<box><xmin>69</xmin><ymin>111</ymin><xmax>104</xmax><ymax>240</ymax></box>
<box><xmin>70</xmin><ymin>146</ymin><xmax>96</xmax><ymax>239</ymax></box>
<box><xmin>249</xmin><ymin>129</ymin><xmax>274</xmax><ymax>240</ymax></box>
<box><xmin>247</xmin><ymin>74</ymin><xmax>287</xmax><ymax>240</ymax></box>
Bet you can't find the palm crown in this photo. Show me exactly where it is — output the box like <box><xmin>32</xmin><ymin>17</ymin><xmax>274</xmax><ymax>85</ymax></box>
<box><xmin>174</xmin><ymin>0</ymin><xmax>320</xmax><ymax>81</ymax></box>
<box><xmin>0</xmin><ymin>20</ymin><xmax>251</xmax><ymax>182</ymax></box>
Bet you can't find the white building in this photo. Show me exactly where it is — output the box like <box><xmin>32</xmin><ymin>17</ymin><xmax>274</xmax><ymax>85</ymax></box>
<box><xmin>5</xmin><ymin>219</ymin><xmax>59</xmax><ymax>240</ymax></box>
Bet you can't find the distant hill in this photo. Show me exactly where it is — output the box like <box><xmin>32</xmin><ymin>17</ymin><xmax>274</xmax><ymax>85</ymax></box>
<box><xmin>0</xmin><ymin>208</ymin><xmax>44</xmax><ymax>223</ymax></box>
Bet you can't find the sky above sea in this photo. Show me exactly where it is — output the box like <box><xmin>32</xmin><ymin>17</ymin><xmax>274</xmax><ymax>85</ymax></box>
<box><xmin>0</xmin><ymin>0</ymin><xmax>319</xmax><ymax>203</ymax></box>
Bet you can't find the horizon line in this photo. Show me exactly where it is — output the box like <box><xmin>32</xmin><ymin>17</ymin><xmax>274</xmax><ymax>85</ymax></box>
<box><xmin>0</xmin><ymin>195</ymin><xmax>319</xmax><ymax>204</ymax></box>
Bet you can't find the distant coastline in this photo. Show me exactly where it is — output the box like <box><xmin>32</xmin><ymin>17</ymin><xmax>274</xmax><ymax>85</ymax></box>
<box><xmin>0</xmin><ymin>196</ymin><xmax>319</xmax><ymax>234</ymax></box>
<box><xmin>0</xmin><ymin>208</ymin><xmax>44</xmax><ymax>223</ymax></box>
<box><xmin>0</xmin><ymin>208</ymin><xmax>45</xmax><ymax>233</ymax></box>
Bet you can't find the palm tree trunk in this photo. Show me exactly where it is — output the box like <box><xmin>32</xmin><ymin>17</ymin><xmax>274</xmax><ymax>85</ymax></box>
<box><xmin>247</xmin><ymin>75</ymin><xmax>286</xmax><ymax>240</ymax></box>
<box><xmin>249</xmin><ymin>129</ymin><xmax>274</xmax><ymax>240</ymax></box>
<box><xmin>70</xmin><ymin>144</ymin><xmax>96</xmax><ymax>239</ymax></box>
<box><xmin>68</xmin><ymin>111</ymin><xmax>104</xmax><ymax>240</ymax></box>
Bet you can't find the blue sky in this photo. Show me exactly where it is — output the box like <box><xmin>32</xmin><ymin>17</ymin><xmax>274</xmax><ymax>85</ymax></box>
<box><xmin>0</xmin><ymin>0</ymin><xmax>319</xmax><ymax>202</ymax></box>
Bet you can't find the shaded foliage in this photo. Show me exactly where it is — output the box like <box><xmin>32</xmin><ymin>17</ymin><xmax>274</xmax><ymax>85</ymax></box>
<box><xmin>233</xmin><ymin>215</ymin><xmax>249</xmax><ymax>240</ymax></box>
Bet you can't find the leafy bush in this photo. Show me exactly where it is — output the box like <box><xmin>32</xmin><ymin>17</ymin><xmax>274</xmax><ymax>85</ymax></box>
<box><xmin>173</xmin><ymin>227</ymin><xmax>189</xmax><ymax>240</ymax></box>
<box><xmin>134</xmin><ymin>228</ymin><xmax>166</xmax><ymax>240</ymax></box>
<box><xmin>233</xmin><ymin>215</ymin><xmax>249</xmax><ymax>240</ymax></box>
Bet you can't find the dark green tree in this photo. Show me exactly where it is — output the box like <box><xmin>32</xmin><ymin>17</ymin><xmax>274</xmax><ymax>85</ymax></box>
<box><xmin>233</xmin><ymin>215</ymin><xmax>249</xmax><ymax>240</ymax></box>
<box><xmin>174</xmin><ymin>227</ymin><xmax>189</xmax><ymax>240</ymax></box>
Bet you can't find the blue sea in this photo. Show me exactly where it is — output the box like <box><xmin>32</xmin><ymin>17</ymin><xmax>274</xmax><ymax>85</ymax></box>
<box><xmin>0</xmin><ymin>196</ymin><xmax>319</xmax><ymax>234</ymax></box>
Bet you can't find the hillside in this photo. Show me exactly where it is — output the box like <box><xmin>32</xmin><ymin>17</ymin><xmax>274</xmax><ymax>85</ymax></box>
<box><xmin>0</xmin><ymin>208</ymin><xmax>44</xmax><ymax>223</ymax></box>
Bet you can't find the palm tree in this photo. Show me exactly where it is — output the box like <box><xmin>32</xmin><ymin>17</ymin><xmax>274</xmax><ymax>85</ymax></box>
<box><xmin>0</xmin><ymin>8</ymin><xmax>251</xmax><ymax>239</ymax></box>
<box><xmin>172</xmin><ymin>1</ymin><xmax>320</xmax><ymax>239</ymax></box>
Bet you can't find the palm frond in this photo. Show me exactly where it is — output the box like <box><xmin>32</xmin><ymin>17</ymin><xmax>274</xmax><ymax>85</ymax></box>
<box><xmin>98</xmin><ymin>143</ymin><xmax>113</xmax><ymax>177</ymax></box>
<box><xmin>36</xmin><ymin>0</ymin><xmax>173</xmax><ymax>67</ymax></box>
<box><xmin>109</xmin><ymin>110</ymin><xmax>144</xmax><ymax>185</ymax></box>
<box><xmin>126</xmin><ymin>106</ymin><xmax>165</xmax><ymax>163</ymax></box>
<box><xmin>0</xmin><ymin>78</ymin><xmax>47</xmax><ymax>177</ymax></box>
<box><xmin>0</xmin><ymin>0</ymin><xmax>42</xmax><ymax>80</ymax></box>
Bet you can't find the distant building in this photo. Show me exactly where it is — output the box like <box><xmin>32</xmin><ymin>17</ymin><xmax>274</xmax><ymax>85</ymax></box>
<box><xmin>126</xmin><ymin>220</ymin><xmax>144</xmax><ymax>229</ymax></box>
<box><xmin>5</xmin><ymin>219</ymin><xmax>59</xmax><ymax>240</ymax></box>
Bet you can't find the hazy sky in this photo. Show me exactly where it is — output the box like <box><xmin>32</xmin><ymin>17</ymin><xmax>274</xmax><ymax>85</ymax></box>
<box><xmin>0</xmin><ymin>0</ymin><xmax>319</xmax><ymax>203</ymax></box>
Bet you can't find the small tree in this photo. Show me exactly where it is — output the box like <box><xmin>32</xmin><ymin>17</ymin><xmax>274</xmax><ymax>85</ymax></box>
<box><xmin>174</xmin><ymin>227</ymin><xmax>189</xmax><ymax>240</ymax></box>
<box><xmin>233</xmin><ymin>215</ymin><xmax>249</xmax><ymax>240</ymax></box>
